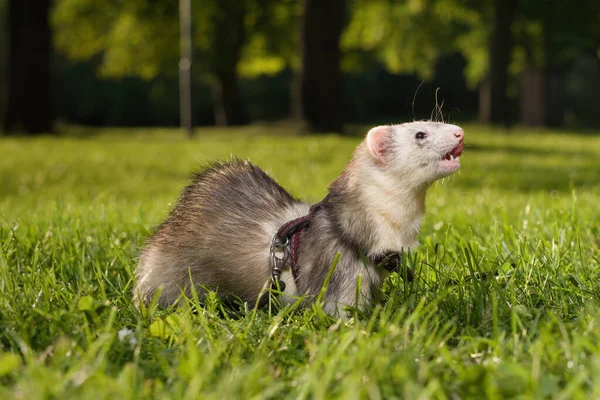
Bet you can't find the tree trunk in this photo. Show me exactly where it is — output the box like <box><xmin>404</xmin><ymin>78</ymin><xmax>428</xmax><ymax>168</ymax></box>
<box><xmin>209</xmin><ymin>0</ymin><xmax>246</xmax><ymax>126</ymax></box>
<box><xmin>488</xmin><ymin>0</ymin><xmax>517</xmax><ymax>127</ymax></box>
<box><xmin>541</xmin><ymin>9</ymin><xmax>565</xmax><ymax>127</ymax></box>
<box><xmin>520</xmin><ymin>65</ymin><xmax>545</xmax><ymax>126</ymax></box>
<box><xmin>300</xmin><ymin>0</ymin><xmax>345</xmax><ymax>133</ymax></box>
<box><xmin>290</xmin><ymin>70</ymin><xmax>303</xmax><ymax>122</ymax></box>
<box><xmin>478</xmin><ymin>76</ymin><xmax>491</xmax><ymax>124</ymax></box>
<box><xmin>0</xmin><ymin>0</ymin><xmax>7</xmax><ymax>130</ymax></box>
<box><xmin>4</xmin><ymin>0</ymin><xmax>53</xmax><ymax>134</ymax></box>
<box><xmin>544</xmin><ymin>69</ymin><xmax>566</xmax><ymax>127</ymax></box>
<box><xmin>211</xmin><ymin>69</ymin><xmax>245</xmax><ymax>126</ymax></box>
<box><xmin>289</xmin><ymin>7</ymin><xmax>304</xmax><ymax>123</ymax></box>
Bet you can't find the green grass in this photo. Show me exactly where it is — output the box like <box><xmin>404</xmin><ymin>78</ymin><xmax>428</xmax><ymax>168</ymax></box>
<box><xmin>1</xmin><ymin>124</ymin><xmax>600</xmax><ymax>399</ymax></box>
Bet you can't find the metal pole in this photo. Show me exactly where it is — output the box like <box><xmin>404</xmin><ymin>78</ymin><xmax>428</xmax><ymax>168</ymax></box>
<box><xmin>179</xmin><ymin>0</ymin><xmax>193</xmax><ymax>137</ymax></box>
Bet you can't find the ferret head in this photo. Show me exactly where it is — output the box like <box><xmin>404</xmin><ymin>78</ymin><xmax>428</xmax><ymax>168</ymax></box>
<box><xmin>365</xmin><ymin>121</ymin><xmax>464</xmax><ymax>188</ymax></box>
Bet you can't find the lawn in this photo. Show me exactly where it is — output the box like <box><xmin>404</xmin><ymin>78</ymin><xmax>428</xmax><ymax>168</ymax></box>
<box><xmin>1</xmin><ymin>123</ymin><xmax>599</xmax><ymax>399</ymax></box>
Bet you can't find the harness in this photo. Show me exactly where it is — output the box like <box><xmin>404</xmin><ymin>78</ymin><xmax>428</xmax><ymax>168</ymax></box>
<box><xmin>260</xmin><ymin>196</ymin><xmax>414</xmax><ymax>306</ymax></box>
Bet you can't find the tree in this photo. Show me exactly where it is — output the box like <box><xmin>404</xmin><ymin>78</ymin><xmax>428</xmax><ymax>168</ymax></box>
<box><xmin>194</xmin><ymin>0</ymin><xmax>300</xmax><ymax>125</ymax></box>
<box><xmin>52</xmin><ymin>0</ymin><xmax>298</xmax><ymax>127</ymax></box>
<box><xmin>448</xmin><ymin>0</ymin><xmax>600</xmax><ymax>127</ymax></box>
<box><xmin>487</xmin><ymin>0</ymin><xmax>517</xmax><ymax>126</ymax></box>
<box><xmin>299</xmin><ymin>0</ymin><xmax>345</xmax><ymax>133</ymax></box>
<box><xmin>0</xmin><ymin>0</ymin><xmax>7</xmax><ymax>128</ymax></box>
<box><xmin>206</xmin><ymin>0</ymin><xmax>246</xmax><ymax>125</ymax></box>
<box><xmin>342</xmin><ymin>0</ymin><xmax>483</xmax><ymax>117</ymax></box>
<box><xmin>516</xmin><ymin>0</ymin><xmax>600</xmax><ymax>126</ymax></box>
<box><xmin>3</xmin><ymin>0</ymin><xmax>53</xmax><ymax>134</ymax></box>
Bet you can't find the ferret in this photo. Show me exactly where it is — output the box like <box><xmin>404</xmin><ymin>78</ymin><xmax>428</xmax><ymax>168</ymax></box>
<box><xmin>134</xmin><ymin>121</ymin><xmax>464</xmax><ymax>315</ymax></box>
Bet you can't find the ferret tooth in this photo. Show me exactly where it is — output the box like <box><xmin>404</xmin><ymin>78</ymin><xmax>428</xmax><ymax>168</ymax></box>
<box><xmin>450</xmin><ymin>155</ymin><xmax>454</xmax><ymax>160</ymax></box>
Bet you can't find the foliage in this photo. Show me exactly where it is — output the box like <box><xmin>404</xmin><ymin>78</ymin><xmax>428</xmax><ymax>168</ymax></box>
<box><xmin>516</xmin><ymin>0</ymin><xmax>600</xmax><ymax>68</ymax></box>
<box><xmin>344</xmin><ymin>0</ymin><xmax>600</xmax><ymax>88</ymax></box>
<box><xmin>237</xmin><ymin>0</ymin><xmax>302</xmax><ymax>77</ymax></box>
<box><xmin>342</xmin><ymin>0</ymin><xmax>489</xmax><ymax>84</ymax></box>
<box><xmin>1</xmin><ymin>125</ymin><xmax>600</xmax><ymax>397</ymax></box>
<box><xmin>52</xmin><ymin>0</ymin><xmax>299</xmax><ymax>82</ymax></box>
<box><xmin>47</xmin><ymin>0</ymin><xmax>600</xmax><ymax>127</ymax></box>
<box><xmin>52</xmin><ymin>0</ymin><xmax>178</xmax><ymax>80</ymax></box>
<box><xmin>0</xmin><ymin>0</ymin><xmax>7</xmax><ymax>121</ymax></box>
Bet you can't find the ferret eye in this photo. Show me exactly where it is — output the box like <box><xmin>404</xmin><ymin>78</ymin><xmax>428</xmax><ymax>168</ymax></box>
<box><xmin>415</xmin><ymin>132</ymin><xmax>426</xmax><ymax>140</ymax></box>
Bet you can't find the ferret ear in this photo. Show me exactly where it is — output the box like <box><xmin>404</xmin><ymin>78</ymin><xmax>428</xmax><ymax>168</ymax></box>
<box><xmin>366</xmin><ymin>126</ymin><xmax>391</xmax><ymax>160</ymax></box>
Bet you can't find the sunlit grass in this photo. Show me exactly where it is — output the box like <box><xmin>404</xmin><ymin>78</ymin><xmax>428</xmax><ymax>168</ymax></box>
<box><xmin>1</xmin><ymin>124</ymin><xmax>599</xmax><ymax>398</ymax></box>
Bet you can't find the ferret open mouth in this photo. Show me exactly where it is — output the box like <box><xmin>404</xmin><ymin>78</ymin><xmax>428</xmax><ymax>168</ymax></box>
<box><xmin>442</xmin><ymin>142</ymin><xmax>463</xmax><ymax>161</ymax></box>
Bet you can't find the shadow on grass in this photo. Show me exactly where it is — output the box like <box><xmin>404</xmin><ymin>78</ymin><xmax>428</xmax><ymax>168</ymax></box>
<box><xmin>465</xmin><ymin>143</ymin><xmax>598</xmax><ymax>159</ymax></box>
<box><xmin>458</xmin><ymin>141</ymin><xmax>600</xmax><ymax>192</ymax></box>
<box><xmin>455</xmin><ymin>162</ymin><xmax>600</xmax><ymax>193</ymax></box>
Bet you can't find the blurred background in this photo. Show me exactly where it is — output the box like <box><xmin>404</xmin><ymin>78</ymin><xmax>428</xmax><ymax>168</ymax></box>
<box><xmin>0</xmin><ymin>0</ymin><xmax>599</xmax><ymax>135</ymax></box>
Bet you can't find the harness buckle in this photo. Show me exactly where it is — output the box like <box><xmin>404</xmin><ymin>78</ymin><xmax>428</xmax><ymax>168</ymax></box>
<box><xmin>269</xmin><ymin>236</ymin><xmax>289</xmax><ymax>292</ymax></box>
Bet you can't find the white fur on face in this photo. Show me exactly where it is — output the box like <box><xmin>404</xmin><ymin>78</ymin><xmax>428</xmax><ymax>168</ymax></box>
<box><xmin>352</xmin><ymin>121</ymin><xmax>464</xmax><ymax>254</ymax></box>
<box><xmin>386</xmin><ymin>121</ymin><xmax>464</xmax><ymax>186</ymax></box>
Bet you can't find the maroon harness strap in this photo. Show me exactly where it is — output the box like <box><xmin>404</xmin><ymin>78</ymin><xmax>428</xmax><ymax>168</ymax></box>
<box><xmin>261</xmin><ymin>198</ymin><xmax>414</xmax><ymax>314</ymax></box>
<box><xmin>275</xmin><ymin>196</ymin><xmax>330</xmax><ymax>285</ymax></box>
<box><xmin>276</xmin><ymin>197</ymin><xmax>329</xmax><ymax>240</ymax></box>
<box><xmin>273</xmin><ymin>195</ymin><xmax>413</xmax><ymax>287</ymax></box>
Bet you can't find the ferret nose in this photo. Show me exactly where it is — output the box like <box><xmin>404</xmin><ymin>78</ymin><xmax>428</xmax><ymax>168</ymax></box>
<box><xmin>453</xmin><ymin>129</ymin><xmax>464</xmax><ymax>141</ymax></box>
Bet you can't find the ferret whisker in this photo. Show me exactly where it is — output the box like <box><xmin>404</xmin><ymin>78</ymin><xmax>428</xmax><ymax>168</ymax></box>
<box><xmin>434</xmin><ymin>87</ymin><xmax>441</xmax><ymax>123</ymax></box>
<box><xmin>430</xmin><ymin>99</ymin><xmax>437</xmax><ymax>122</ymax></box>
<box><xmin>412</xmin><ymin>81</ymin><xmax>425</xmax><ymax>122</ymax></box>
<box><xmin>437</xmin><ymin>90</ymin><xmax>446</xmax><ymax>124</ymax></box>
<box><xmin>448</xmin><ymin>107</ymin><xmax>460</xmax><ymax>124</ymax></box>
